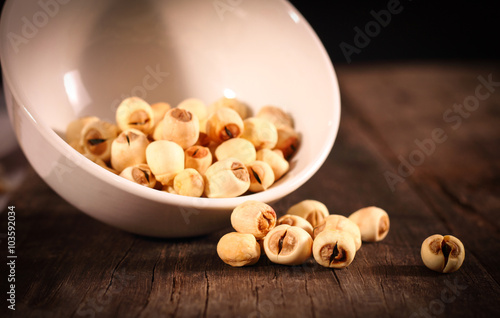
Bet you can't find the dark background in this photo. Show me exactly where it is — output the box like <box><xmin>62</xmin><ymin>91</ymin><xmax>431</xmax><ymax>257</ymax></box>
<box><xmin>0</xmin><ymin>0</ymin><xmax>498</xmax><ymax>65</ymax></box>
<box><xmin>288</xmin><ymin>0</ymin><xmax>499</xmax><ymax>65</ymax></box>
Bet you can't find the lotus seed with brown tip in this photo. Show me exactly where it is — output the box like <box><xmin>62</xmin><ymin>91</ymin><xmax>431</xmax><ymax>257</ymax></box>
<box><xmin>111</xmin><ymin>128</ymin><xmax>149</xmax><ymax>172</ymax></box>
<box><xmin>177</xmin><ymin>98</ymin><xmax>208</xmax><ymax>122</ymax></box>
<box><xmin>119</xmin><ymin>164</ymin><xmax>156</xmax><ymax>188</ymax></box>
<box><xmin>160</xmin><ymin>108</ymin><xmax>200</xmax><ymax>149</ymax></box>
<box><xmin>421</xmin><ymin>234</ymin><xmax>465</xmax><ymax>273</ymax></box>
<box><xmin>205</xmin><ymin>108</ymin><xmax>244</xmax><ymax>143</ymax></box>
<box><xmin>80</xmin><ymin>120</ymin><xmax>119</xmax><ymax>162</ymax></box>
<box><xmin>313</xmin><ymin>214</ymin><xmax>362</xmax><ymax>251</ymax></box>
<box><xmin>66</xmin><ymin>116</ymin><xmax>99</xmax><ymax>147</ymax></box>
<box><xmin>184</xmin><ymin>145</ymin><xmax>213</xmax><ymax>175</ymax></box>
<box><xmin>246</xmin><ymin>160</ymin><xmax>275</xmax><ymax>192</ymax></box>
<box><xmin>116</xmin><ymin>97</ymin><xmax>155</xmax><ymax>134</ymax></box>
<box><xmin>203</xmin><ymin>158</ymin><xmax>250</xmax><ymax>198</ymax></box>
<box><xmin>274</xmin><ymin>125</ymin><xmax>300</xmax><ymax>159</ymax></box>
<box><xmin>263</xmin><ymin>224</ymin><xmax>313</xmax><ymax>265</ymax></box>
<box><xmin>231</xmin><ymin>200</ymin><xmax>277</xmax><ymax>239</ymax></box>
<box><xmin>313</xmin><ymin>230</ymin><xmax>356</xmax><ymax>269</ymax></box>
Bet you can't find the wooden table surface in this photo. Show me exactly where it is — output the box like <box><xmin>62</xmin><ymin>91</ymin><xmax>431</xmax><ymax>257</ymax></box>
<box><xmin>1</xmin><ymin>61</ymin><xmax>499</xmax><ymax>318</ymax></box>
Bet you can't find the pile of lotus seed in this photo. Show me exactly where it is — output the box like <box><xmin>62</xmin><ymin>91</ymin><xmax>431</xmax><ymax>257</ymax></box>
<box><xmin>218</xmin><ymin>200</ymin><xmax>465</xmax><ymax>273</ymax></box>
<box><xmin>65</xmin><ymin>96</ymin><xmax>299</xmax><ymax>198</ymax></box>
<box><xmin>217</xmin><ymin>200</ymin><xmax>390</xmax><ymax>268</ymax></box>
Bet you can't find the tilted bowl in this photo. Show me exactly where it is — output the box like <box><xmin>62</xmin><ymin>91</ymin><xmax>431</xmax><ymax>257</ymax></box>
<box><xmin>0</xmin><ymin>0</ymin><xmax>340</xmax><ymax>237</ymax></box>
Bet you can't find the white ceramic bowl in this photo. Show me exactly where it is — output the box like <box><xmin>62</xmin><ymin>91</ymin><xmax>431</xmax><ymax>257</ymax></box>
<box><xmin>0</xmin><ymin>0</ymin><xmax>340</xmax><ymax>237</ymax></box>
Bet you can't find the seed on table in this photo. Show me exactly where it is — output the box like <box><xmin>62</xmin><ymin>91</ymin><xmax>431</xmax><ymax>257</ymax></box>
<box><xmin>313</xmin><ymin>214</ymin><xmax>362</xmax><ymax>251</ymax></box>
<box><xmin>348</xmin><ymin>206</ymin><xmax>390</xmax><ymax>242</ymax></box>
<box><xmin>231</xmin><ymin>200</ymin><xmax>277</xmax><ymax>239</ymax></box>
<box><xmin>263</xmin><ymin>224</ymin><xmax>313</xmax><ymax>266</ymax></box>
<box><xmin>286</xmin><ymin>199</ymin><xmax>329</xmax><ymax>228</ymax></box>
<box><xmin>278</xmin><ymin>214</ymin><xmax>314</xmax><ymax>237</ymax></box>
<box><xmin>421</xmin><ymin>234</ymin><xmax>465</xmax><ymax>273</ymax></box>
<box><xmin>312</xmin><ymin>229</ymin><xmax>356</xmax><ymax>269</ymax></box>
<box><xmin>217</xmin><ymin>232</ymin><xmax>261</xmax><ymax>267</ymax></box>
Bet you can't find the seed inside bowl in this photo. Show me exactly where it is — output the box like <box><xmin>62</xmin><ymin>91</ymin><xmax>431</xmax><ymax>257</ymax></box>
<box><xmin>65</xmin><ymin>96</ymin><xmax>300</xmax><ymax>198</ymax></box>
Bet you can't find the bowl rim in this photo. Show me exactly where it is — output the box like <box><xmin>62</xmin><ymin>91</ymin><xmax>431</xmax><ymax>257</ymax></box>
<box><xmin>0</xmin><ymin>0</ymin><xmax>341</xmax><ymax>210</ymax></box>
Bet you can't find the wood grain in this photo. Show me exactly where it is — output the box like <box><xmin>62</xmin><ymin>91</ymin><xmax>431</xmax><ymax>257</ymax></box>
<box><xmin>1</xmin><ymin>62</ymin><xmax>499</xmax><ymax>318</ymax></box>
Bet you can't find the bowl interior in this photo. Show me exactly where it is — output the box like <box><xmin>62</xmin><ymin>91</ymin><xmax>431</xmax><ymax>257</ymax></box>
<box><xmin>1</xmin><ymin>0</ymin><xmax>340</xmax><ymax>207</ymax></box>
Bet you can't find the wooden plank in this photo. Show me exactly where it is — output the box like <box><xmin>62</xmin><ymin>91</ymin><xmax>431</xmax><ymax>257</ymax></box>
<box><xmin>336</xmin><ymin>62</ymin><xmax>500</xmax><ymax>284</ymax></box>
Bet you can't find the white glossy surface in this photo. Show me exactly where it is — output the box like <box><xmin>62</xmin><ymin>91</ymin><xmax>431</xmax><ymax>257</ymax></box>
<box><xmin>0</xmin><ymin>87</ymin><xmax>17</xmax><ymax>158</ymax></box>
<box><xmin>0</xmin><ymin>0</ymin><xmax>341</xmax><ymax>237</ymax></box>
